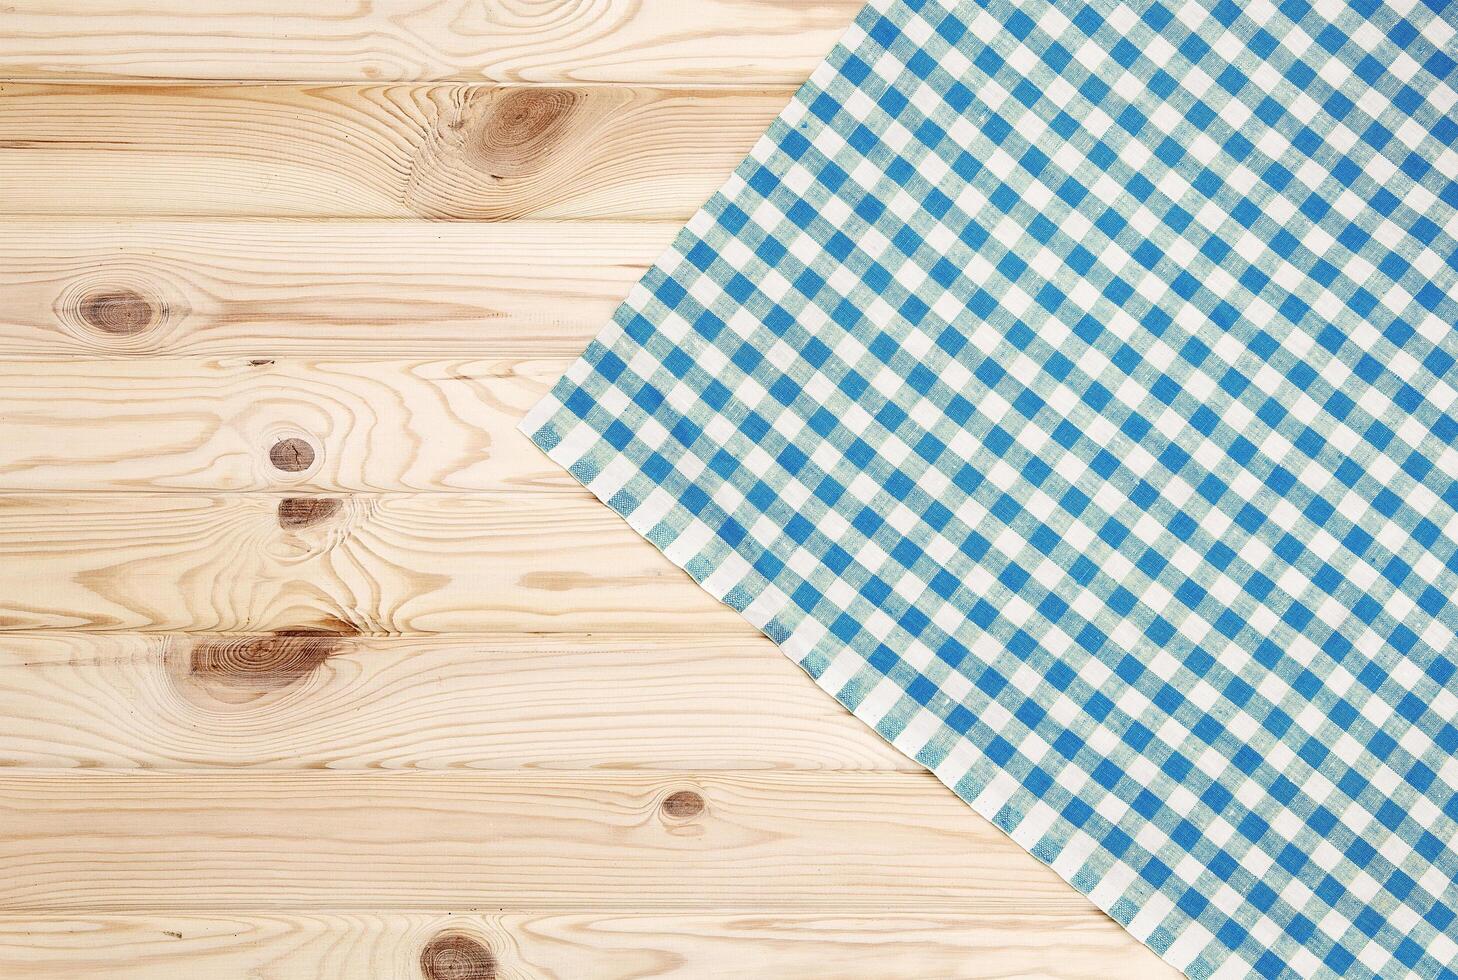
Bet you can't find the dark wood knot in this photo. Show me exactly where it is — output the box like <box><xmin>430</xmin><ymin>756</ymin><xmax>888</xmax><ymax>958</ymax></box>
<box><xmin>76</xmin><ymin>287</ymin><xmax>160</xmax><ymax>336</ymax></box>
<box><xmin>189</xmin><ymin>627</ymin><xmax>355</xmax><ymax>693</ymax></box>
<box><xmin>278</xmin><ymin>497</ymin><xmax>341</xmax><ymax>529</ymax></box>
<box><xmin>662</xmin><ymin>790</ymin><xmax>705</xmax><ymax>819</ymax></box>
<box><xmin>462</xmin><ymin>87</ymin><xmax>581</xmax><ymax>176</ymax></box>
<box><xmin>420</xmin><ymin>932</ymin><xmax>496</xmax><ymax>980</ymax></box>
<box><xmin>269</xmin><ymin>437</ymin><xmax>316</xmax><ymax>472</ymax></box>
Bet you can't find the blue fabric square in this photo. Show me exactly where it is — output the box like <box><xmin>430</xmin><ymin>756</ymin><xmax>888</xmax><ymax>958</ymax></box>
<box><xmin>524</xmin><ymin>0</ymin><xmax>1458</xmax><ymax>975</ymax></box>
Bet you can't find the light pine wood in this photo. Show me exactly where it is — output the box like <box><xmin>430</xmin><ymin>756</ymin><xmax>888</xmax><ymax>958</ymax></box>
<box><xmin>0</xmin><ymin>84</ymin><xmax>785</xmax><ymax>220</ymax></box>
<box><xmin>0</xmin><ymin>0</ymin><xmax>858</xmax><ymax>84</ymax></box>
<box><xmin>0</xmin><ymin>358</ymin><xmax>571</xmax><ymax>493</ymax></box>
<box><xmin>0</xmin><ymin>631</ymin><xmax>911</xmax><ymax>771</ymax></box>
<box><xmin>0</xmin><ymin>219</ymin><xmax>666</xmax><ymax>358</ymax></box>
<box><xmin>0</xmin><ymin>11</ymin><xmax>1178</xmax><ymax>975</ymax></box>
<box><xmin>0</xmin><ymin>492</ymin><xmax>751</xmax><ymax>635</ymax></box>
<box><xmin>0</xmin><ymin>770</ymin><xmax>1103</xmax><ymax>913</ymax></box>
<box><xmin>0</xmin><ymin>911</ymin><xmax>1177</xmax><ymax>978</ymax></box>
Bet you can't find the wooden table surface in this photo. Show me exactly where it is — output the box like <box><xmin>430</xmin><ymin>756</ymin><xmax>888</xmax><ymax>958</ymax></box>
<box><xmin>0</xmin><ymin>3</ymin><xmax>1179</xmax><ymax>977</ymax></box>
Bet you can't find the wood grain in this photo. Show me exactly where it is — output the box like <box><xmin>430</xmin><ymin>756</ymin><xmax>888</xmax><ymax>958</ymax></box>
<box><xmin>0</xmin><ymin>219</ymin><xmax>665</xmax><ymax>358</ymax></box>
<box><xmin>0</xmin><ymin>911</ymin><xmax>1176</xmax><ymax>978</ymax></box>
<box><xmin>0</xmin><ymin>770</ymin><xmax>1103</xmax><ymax>913</ymax></box>
<box><xmin>0</xmin><ymin>631</ymin><xmax>911</xmax><ymax>771</ymax></box>
<box><xmin>0</xmin><ymin>0</ymin><xmax>857</xmax><ymax>84</ymax></box>
<box><xmin>0</xmin><ymin>4</ymin><xmax>1186</xmax><ymax>974</ymax></box>
<box><xmin>0</xmin><ymin>492</ymin><xmax>752</xmax><ymax>635</ymax></box>
<box><xmin>0</xmin><ymin>84</ymin><xmax>784</xmax><ymax>220</ymax></box>
<box><xmin>0</xmin><ymin>358</ymin><xmax>571</xmax><ymax>493</ymax></box>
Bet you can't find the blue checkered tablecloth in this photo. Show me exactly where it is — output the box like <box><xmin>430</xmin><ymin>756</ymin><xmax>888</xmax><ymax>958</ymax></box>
<box><xmin>520</xmin><ymin>0</ymin><xmax>1458</xmax><ymax>975</ymax></box>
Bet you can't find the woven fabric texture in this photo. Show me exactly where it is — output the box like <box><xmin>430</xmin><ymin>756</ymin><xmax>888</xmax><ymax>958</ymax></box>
<box><xmin>520</xmin><ymin>0</ymin><xmax>1458</xmax><ymax>975</ymax></box>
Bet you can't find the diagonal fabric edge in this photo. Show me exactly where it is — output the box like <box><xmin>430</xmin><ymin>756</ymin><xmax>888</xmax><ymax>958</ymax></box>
<box><xmin>518</xmin><ymin>0</ymin><xmax>1458</xmax><ymax>976</ymax></box>
<box><xmin>520</xmin><ymin>381</ymin><xmax>1192</xmax><ymax>972</ymax></box>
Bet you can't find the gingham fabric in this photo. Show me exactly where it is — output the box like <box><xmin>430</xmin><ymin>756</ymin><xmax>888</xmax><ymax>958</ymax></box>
<box><xmin>520</xmin><ymin>0</ymin><xmax>1458</xmax><ymax>975</ymax></box>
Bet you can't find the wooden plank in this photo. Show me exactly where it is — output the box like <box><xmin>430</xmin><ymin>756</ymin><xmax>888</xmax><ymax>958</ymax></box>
<box><xmin>0</xmin><ymin>0</ymin><xmax>857</xmax><ymax>84</ymax></box>
<box><xmin>0</xmin><ymin>770</ymin><xmax>1102</xmax><ymax>914</ymax></box>
<box><xmin>0</xmin><ymin>631</ymin><xmax>911</xmax><ymax>771</ymax></box>
<box><xmin>0</xmin><ymin>84</ymin><xmax>785</xmax><ymax>220</ymax></box>
<box><xmin>0</xmin><ymin>910</ymin><xmax>1176</xmax><ymax>978</ymax></box>
<box><xmin>0</xmin><ymin>358</ymin><xmax>571</xmax><ymax>493</ymax></box>
<box><xmin>0</xmin><ymin>219</ymin><xmax>662</xmax><ymax>358</ymax></box>
<box><xmin>0</xmin><ymin>492</ymin><xmax>752</xmax><ymax>635</ymax></box>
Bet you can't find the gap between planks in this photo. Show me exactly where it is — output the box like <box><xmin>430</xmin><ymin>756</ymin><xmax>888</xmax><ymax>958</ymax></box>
<box><xmin>0</xmin><ymin>5</ymin><xmax>1183</xmax><ymax>974</ymax></box>
<box><xmin>0</xmin><ymin>767</ymin><xmax>1183</xmax><ymax>973</ymax></box>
